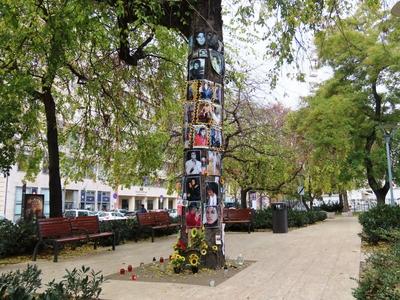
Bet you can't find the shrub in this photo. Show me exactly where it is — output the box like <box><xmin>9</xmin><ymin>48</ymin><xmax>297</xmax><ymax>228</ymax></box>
<box><xmin>353</xmin><ymin>242</ymin><xmax>400</xmax><ymax>300</ymax></box>
<box><xmin>0</xmin><ymin>219</ymin><xmax>37</xmax><ymax>258</ymax></box>
<box><xmin>0</xmin><ymin>264</ymin><xmax>41</xmax><ymax>299</ymax></box>
<box><xmin>358</xmin><ymin>205</ymin><xmax>400</xmax><ymax>244</ymax></box>
<box><xmin>319</xmin><ymin>202</ymin><xmax>343</xmax><ymax>213</ymax></box>
<box><xmin>288</xmin><ymin>210</ymin><xmax>309</xmax><ymax>227</ymax></box>
<box><xmin>0</xmin><ymin>265</ymin><xmax>104</xmax><ymax>300</ymax></box>
<box><xmin>253</xmin><ymin>208</ymin><xmax>273</xmax><ymax>229</ymax></box>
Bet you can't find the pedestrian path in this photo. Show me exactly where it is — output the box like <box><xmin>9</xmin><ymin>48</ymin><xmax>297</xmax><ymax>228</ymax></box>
<box><xmin>0</xmin><ymin>216</ymin><xmax>361</xmax><ymax>300</ymax></box>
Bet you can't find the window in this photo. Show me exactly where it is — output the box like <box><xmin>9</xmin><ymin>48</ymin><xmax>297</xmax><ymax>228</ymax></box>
<box><xmin>147</xmin><ymin>199</ymin><xmax>154</xmax><ymax>210</ymax></box>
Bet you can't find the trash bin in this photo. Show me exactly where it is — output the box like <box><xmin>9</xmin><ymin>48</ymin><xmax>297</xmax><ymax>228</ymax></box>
<box><xmin>271</xmin><ymin>202</ymin><xmax>288</xmax><ymax>233</ymax></box>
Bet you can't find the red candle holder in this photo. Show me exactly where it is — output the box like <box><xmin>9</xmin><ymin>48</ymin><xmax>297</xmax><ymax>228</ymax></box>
<box><xmin>131</xmin><ymin>274</ymin><xmax>138</xmax><ymax>281</ymax></box>
<box><xmin>119</xmin><ymin>268</ymin><xmax>125</xmax><ymax>275</ymax></box>
<box><xmin>159</xmin><ymin>257</ymin><xmax>164</xmax><ymax>263</ymax></box>
<box><xmin>127</xmin><ymin>265</ymin><xmax>133</xmax><ymax>272</ymax></box>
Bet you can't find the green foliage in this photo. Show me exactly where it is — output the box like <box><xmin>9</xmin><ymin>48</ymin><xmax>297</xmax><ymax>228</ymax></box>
<box><xmin>0</xmin><ymin>219</ymin><xmax>37</xmax><ymax>258</ymax></box>
<box><xmin>99</xmin><ymin>219</ymin><xmax>138</xmax><ymax>245</ymax></box>
<box><xmin>353</xmin><ymin>242</ymin><xmax>400</xmax><ymax>300</ymax></box>
<box><xmin>319</xmin><ymin>202</ymin><xmax>344</xmax><ymax>213</ymax></box>
<box><xmin>0</xmin><ymin>264</ymin><xmax>104</xmax><ymax>300</ymax></box>
<box><xmin>359</xmin><ymin>205</ymin><xmax>400</xmax><ymax>244</ymax></box>
<box><xmin>251</xmin><ymin>208</ymin><xmax>326</xmax><ymax>229</ymax></box>
<box><xmin>0</xmin><ymin>264</ymin><xmax>41</xmax><ymax>300</ymax></box>
<box><xmin>43</xmin><ymin>266</ymin><xmax>104</xmax><ymax>300</ymax></box>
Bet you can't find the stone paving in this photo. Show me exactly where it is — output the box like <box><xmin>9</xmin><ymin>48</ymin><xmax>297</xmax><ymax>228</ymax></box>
<box><xmin>0</xmin><ymin>215</ymin><xmax>361</xmax><ymax>300</ymax></box>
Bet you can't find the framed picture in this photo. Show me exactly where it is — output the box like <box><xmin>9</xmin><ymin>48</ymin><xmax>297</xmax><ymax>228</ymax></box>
<box><xmin>184</xmin><ymin>103</ymin><xmax>196</xmax><ymax>124</ymax></box>
<box><xmin>205</xmin><ymin>182</ymin><xmax>219</xmax><ymax>206</ymax></box>
<box><xmin>206</xmin><ymin>32</ymin><xmax>219</xmax><ymax>50</ymax></box>
<box><xmin>24</xmin><ymin>194</ymin><xmax>44</xmax><ymax>219</ymax></box>
<box><xmin>186</xmin><ymin>201</ymin><xmax>202</xmax><ymax>228</ymax></box>
<box><xmin>199</xmin><ymin>80</ymin><xmax>213</xmax><ymax>100</ymax></box>
<box><xmin>203</xmin><ymin>205</ymin><xmax>220</xmax><ymax>228</ymax></box>
<box><xmin>209</xmin><ymin>49</ymin><xmax>224</xmax><ymax>76</ymax></box>
<box><xmin>183</xmin><ymin>124</ymin><xmax>191</xmax><ymax>149</ymax></box>
<box><xmin>211</xmin><ymin>104</ymin><xmax>222</xmax><ymax>125</ymax></box>
<box><xmin>200</xmin><ymin>150</ymin><xmax>209</xmax><ymax>175</ymax></box>
<box><xmin>188</xmin><ymin>59</ymin><xmax>205</xmax><ymax>80</ymax></box>
<box><xmin>213</xmin><ymin>83</ymin><xmax>222</xmax><ymax>105</ymax></box>
<box><xmin>185</xmin><ymin>176</ymin><xmax>201</xmax><ymax>201</ymax></box>
<box><xmin>195</xmin><ymin>32</ymin><xmax>206</xmax><ymax>47</ymax></box>
<box><xmin>210</xmin><ymin>126</ymin><xmax>222</xmax><ymax>148</ymax></box>
<box><xmin>187</xmin><ymin>81</ymin><xmax>200</xmax><ymax>101</ymax></box>
<box><xmin>199</xmin><ymin>49</ymin><xmax>208</xmax><ymax>58</ymax></box>
<box><xmin>207</xmin><ymin>151</ymin><xmax>221</xmax><ymax>176</ymax></box>
<box><xmin>192</xmin><ymin>125</ymin><xmax>209</xmax><ymax>148</ymax></box>
<box><xmin>197</xmin><ymin>101</ymin><xmax>212</xmax><ymax>124</ymax></box>
<box><xmin>185</xmin><ymin>150</ymin><xmax>201</xmax><ymax>175</ymax></box>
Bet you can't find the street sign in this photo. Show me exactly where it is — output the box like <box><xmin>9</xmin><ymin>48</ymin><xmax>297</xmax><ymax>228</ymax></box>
<box><xmin>297</xmin><ymin>186</ymin><xmax>305</xmax><ymax>196</ymax></box>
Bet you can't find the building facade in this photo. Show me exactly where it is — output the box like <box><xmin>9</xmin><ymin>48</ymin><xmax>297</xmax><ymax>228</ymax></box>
<box><xmin>0</xmin><ymin>166</ymin><xmax>177</xmax><ymax>221</ymax></box>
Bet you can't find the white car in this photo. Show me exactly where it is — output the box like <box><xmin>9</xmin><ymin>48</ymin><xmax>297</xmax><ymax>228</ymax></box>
<box><xmin>64</xmin><ymin>209</ymin><xmax>92</xmax><ymax>218</ymax></box>
<box><xmin>98</xmin><ymin>211</ymin><xmax>127</xmax><ymax>221</ymax></box>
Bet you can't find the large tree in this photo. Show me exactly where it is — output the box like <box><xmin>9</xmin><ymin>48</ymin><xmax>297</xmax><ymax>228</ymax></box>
<box><xmin>292</xmin><ymin>3</ymin><xmax>400</xmax><ymax>204</ymax></box>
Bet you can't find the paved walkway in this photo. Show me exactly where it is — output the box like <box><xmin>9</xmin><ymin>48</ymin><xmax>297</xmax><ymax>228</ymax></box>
<box><xmin>0</xmin><ymin>216</ymin><xmax>361</xmax><ymax>300</ymax></box>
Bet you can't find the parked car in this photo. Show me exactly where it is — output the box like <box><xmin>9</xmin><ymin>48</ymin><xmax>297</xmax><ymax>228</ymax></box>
<box><xmin>98</xmin><ymin>211</ymin><xmax>127</xmax><ymax>221</ymax></box>
<box><xmin>112</xmin><ymin>209</ymin><xmax>128</xmax><ymax>216</ymax></box>
<box><xmin>124</xmin><ymin>211</ymin><xmax>137</xmax><ymax>218</ymax></box>
<box><xmin>168</xmin><ymin>209</ymin><xmax>178</xmax><ymax>218</ymax></box>
<box><xmin>64</xmin><ymin>209</ymin><xmax>92</xmax><ymax>218</ymax></box>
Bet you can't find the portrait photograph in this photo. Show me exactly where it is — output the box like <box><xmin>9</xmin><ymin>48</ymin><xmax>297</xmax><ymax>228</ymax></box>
<box><xmin>188</xmin><ymin>58</ymin><xmax>205</xmax><ymax>80</ymax></box>
<box><xmin>207</xmin><ymin>151</ymin><xmax>221</xmax><ymax>176</ymax></box>
<box><xmin>211</xmin><ymin>104</ymin><xmax>222</xmax><ymax>125</ymax></box>
<box><xmin>195</xmin><ymin>32</ymin><xmax>206</xmax><ymax>46</ymax></box>
<box><xmin>185</xmin><ymin>150</ymin><xmax>201</xmax><ymax>175</ymax></box>
<box><xmin>213</xmin><ymin>84</ymin><xmax>222</xmax><ymax>105</ymax></box>
<box><xmin>199</xmin><ymin>80</ymin><xmax>213</xmax><ymax>100</ymax></box>
<box><xmin>209</xmin><ymin>49</ymin><xmax>225</xmax><ymax>76</ymax></box>
<box><xmin>187</xmin><ymin>81</ymin><xmax>200</xmax><ymax>101</ymax></box>
<box><xmin>192</xmin><ymin>125</ymin><xmax>209</xmax><ymax>148</ymax></box>
<box><xmin>203</xmin><ymin>205</ymin><xmax>220</xmax><ymax>228</ymax></box>
<box><xmin>184</xmin><ymin>103</ymin><xmax>195</xmax><ymax>124</ymax></box>
<box><xmin>210</xmin><ymin>127</ymin><xmax>222</xmax><ymax>148</ymax></box>
<box><xmin>205</xmin><ymin>182</ymin><xmax>219</xmax><ymax>206</ymax></box>
<box><xmin>197</xmin><ymin>101</ymin><xmax>212</xmax><ymax>124</ymax></box>
<box><xmin>24</xmin><ymin>194</ymin><xmax>44</xmax><ymax>219</ymax></box>
<box><xmin>186</xmin><ymin>201</ymin><xmax>202</xmax><ymax>228</ymax></box>
<box><xmin>183</xmin><ymin>124</ymin><xmax>191</xmax><ymax>149</ymax></box>
<box><xmin>199</xmin><ymin>49</ymin><xmax>208</xmax><ymax>58</ymax></box>
<box><xmin>206</xmin><ymin>32</ymin><xmax>219</xmax><ymax>50</ymax></box>
<box><xmin>200</xmin><ymin>150</ymin><xmax>209</xmax><ymax>175</ymax></box>
<box><xmin>185</xmin><ymin>176</ymin><xmax>201</xmax><ymax>201</ymax></box>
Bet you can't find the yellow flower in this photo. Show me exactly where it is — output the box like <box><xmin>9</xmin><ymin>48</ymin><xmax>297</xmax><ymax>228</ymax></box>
<box><xmin>189</xmin><ymin>253</ymin><xmax>200</xmax><ymax>266</ymax></box>
<box><xmin>200</xmin><ymin>249</ymin><xmax>207</xmax><ymax>256</ymax></box>
<box><xmin>191</xmin><ymin>228</ymin><xmax>198</xmax><ymax>238</ymax></box>
<box><xmin>212</xmin><ymin>245</ymin><xmax>218</xmax><ymax>252</ymax></box>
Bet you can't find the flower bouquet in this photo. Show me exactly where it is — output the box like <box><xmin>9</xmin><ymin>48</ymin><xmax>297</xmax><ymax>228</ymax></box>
<box><xmin>170</xmin><ymin>252</ymin><xmax>185</xmax><ymax>273</ymax></box>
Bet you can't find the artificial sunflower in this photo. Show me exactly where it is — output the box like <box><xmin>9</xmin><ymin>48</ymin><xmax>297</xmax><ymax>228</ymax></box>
<box><xmin>191</xmin><ymin>228</ymin><xmax>198</xmax><ymax>238</ymax></box>
<box><xmin>201</xmin><ymin>242</ymin><xmax>208</xmax><ymax>249</ymax></box>
<box><xmin>200</xmin><ymin>249</ymin><xmax>207</xmax><ymax>256</ymax></box>
<box><xmin>212</xmin><ymin>245</ymin><xmax>218</xmax><ymax>252</ymax></box>
<box><xmin>189</xmin><ymin>253</ymin><xmax>200</xmax><ymax>266</ymax></box>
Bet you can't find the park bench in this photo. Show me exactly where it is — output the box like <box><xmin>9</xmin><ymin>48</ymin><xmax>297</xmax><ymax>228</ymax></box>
<box><xmin>137</xmin><ymin>211</ymin><xmax>180</xmax><ymax>242</ymax></box>
<box><xmin>32</xmin><ymin>216</ymin><xmax>115</xmax><ymax>262</ymax></box>
<box><xmin>223</xmin><ymin>208</ymin><xmax>254</xmax><ymax>233</ymax></box>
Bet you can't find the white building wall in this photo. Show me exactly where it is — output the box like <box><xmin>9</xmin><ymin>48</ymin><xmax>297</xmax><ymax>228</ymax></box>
<box><xmin>0</xmin><ymin>166</ymin><xmax>177</xmax><ymax>221</ymax></box>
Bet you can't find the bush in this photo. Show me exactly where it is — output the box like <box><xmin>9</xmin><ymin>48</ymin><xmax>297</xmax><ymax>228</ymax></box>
<box><xmin>253</xmin><ymin>208</ymin><xmax>273</xmax><ymax>229</ymax></box>
<box><xmin>288</xmin><ymin>210</ymin><xmax>309</xmax><ymax>227</ymax></box>
<box><xmin>0</xmin><ymin>219</ymin><xmax>37</xmax><ymax>258</ymax></box>
<box><xmin>0</xmin><ymin>264</ymin><xmax>104</xmax><ymax>300</ymax></box>
<box><xmin>353</xmin><ymin>242</ymin><xmax>400</xmax><ymax>299</ymax></box>
<box><xmin>319</xmin><ymin>202</ymin><xmax>343</xmax><ymax>213</ymax></box>
<box><xmin>358</xmin><ymin>205</ymin><xmax>400</xmax><ymax>244</ymax></box>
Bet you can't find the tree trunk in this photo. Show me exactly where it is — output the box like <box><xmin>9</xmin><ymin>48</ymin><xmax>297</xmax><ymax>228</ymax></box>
<box><xmin>240</xmin><ymin>188</ymin><xmax>251</xmax><ymax>208</ymax></box>
<box><xmin>42</xmin><ymin>89</ymin><xmax>63</xmax><ymax>217</ymax></box>
<box><xmin>339</xmin><ymin>191</ymin><xmax>349</xmax><ymax>212</ymax></box>
<box><xmin>364</xmin><ymin>129</ymin><xmax>389</xmax><ymax>205</ymax></box>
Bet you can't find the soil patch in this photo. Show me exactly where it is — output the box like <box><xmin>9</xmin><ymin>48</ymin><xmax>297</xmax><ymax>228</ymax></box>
<box><xmin>105</xmin><ymin>259</ymin><xmax>255</xmax><ymax>287</ymax></box>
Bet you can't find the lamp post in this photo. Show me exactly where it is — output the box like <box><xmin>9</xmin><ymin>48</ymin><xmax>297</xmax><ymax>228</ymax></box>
<box><xmin>383</xmin><ymin>130</ymin><xmax>395</xmax><ymax>206</ymax></box>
